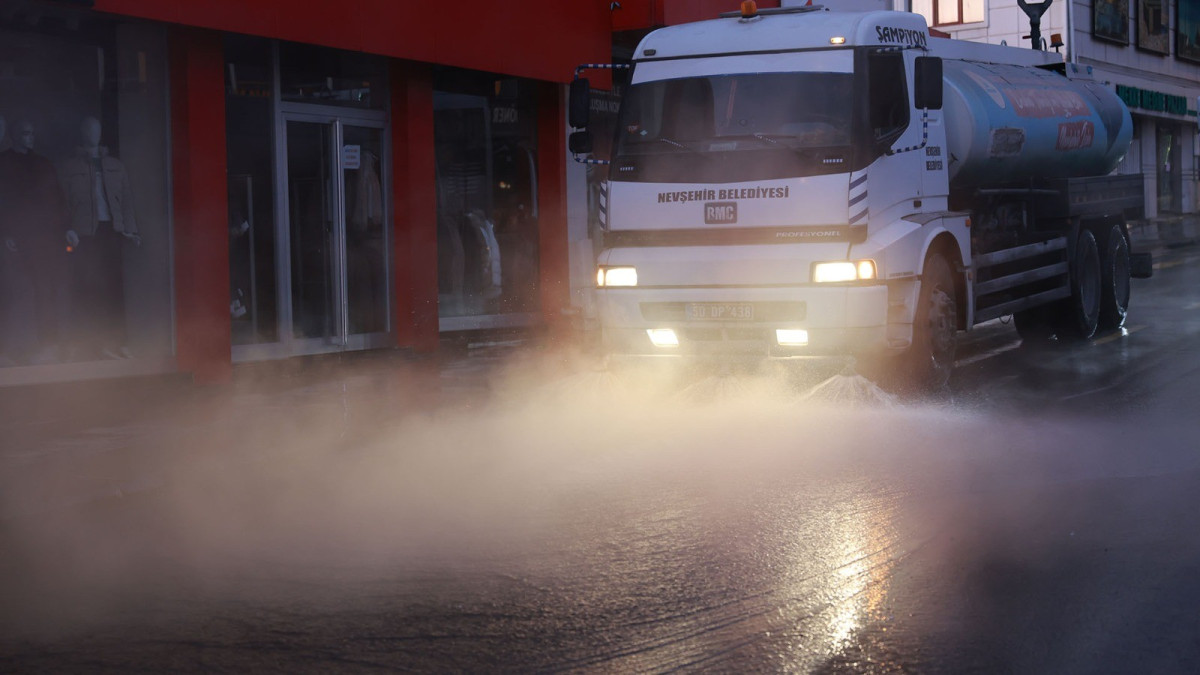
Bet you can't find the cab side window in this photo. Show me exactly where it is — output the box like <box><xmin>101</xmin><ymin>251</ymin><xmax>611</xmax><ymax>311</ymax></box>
<box><xmin>868</xmin><ymin>52</ymin><xmax>909</xmax><ymax>142</ymax></box>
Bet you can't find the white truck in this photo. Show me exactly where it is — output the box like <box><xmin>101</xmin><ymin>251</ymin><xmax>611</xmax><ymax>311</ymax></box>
<box><xmin>569</xmin><ymin>4</ymin><xmax>1149</xmax><ymax>389</ymax></box>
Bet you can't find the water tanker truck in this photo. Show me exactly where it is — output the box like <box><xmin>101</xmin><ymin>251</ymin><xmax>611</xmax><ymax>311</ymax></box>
<box><xmin>569</xmin><ymin>4</ymin><xmax>1149</xmax><ymax>389</ymax></box>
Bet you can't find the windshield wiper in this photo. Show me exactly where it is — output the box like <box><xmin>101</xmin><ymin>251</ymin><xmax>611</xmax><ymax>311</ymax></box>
<box><xmin>736</xmin><ymin>134</ymin><xmax>841</xmax><ymax>158</ymax></box>
<box><xmin>655</xmin><ymin>136</ymin><xmax>708</xmax><ymax>156</ymax></box>
<box><xmin>750</xmin><ymin>132</ymin><xmax>797</xmax><ymax>148</ymax></box>
<box><xmin>710</xmin><ymin>133</ymin><xmax>804</xmax><ymax>151</ymax></box>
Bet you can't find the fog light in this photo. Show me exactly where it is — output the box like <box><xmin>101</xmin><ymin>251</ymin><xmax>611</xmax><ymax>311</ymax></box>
<box><xmin>776</xmin><ymin>329</ymin><xmax>809</xmax><ymax>346</ymax></box>
<box><xmin>597</xmin><ymin>266</ymin><xmax>638</xmax><ymax>287</ymax></box>
<box><xmin>647</xmin><ymin>328</ymin><xmax>679</xmax><ymax>348</ymax></box>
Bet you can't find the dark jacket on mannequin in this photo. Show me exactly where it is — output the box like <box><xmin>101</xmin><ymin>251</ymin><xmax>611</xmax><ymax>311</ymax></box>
<box><xmin>58</xmin><ymin>146</ymin><xmax>138</xmax><ymax>236</ymax></box>
<box><xmin>0</xmin><ymin>149</ymin><xmax>68</xmax><ymax>257</ymax></box>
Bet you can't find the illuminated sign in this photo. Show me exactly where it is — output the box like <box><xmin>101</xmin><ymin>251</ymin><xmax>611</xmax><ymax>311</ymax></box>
<box><xmin>1115</xmin><ymin>84</ymin><xmax>1189</xmax><ymax>116</ymax></box>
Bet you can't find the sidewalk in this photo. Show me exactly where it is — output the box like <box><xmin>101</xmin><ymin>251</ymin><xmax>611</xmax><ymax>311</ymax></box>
<box><xmin>1129</xmin><ymin>215</ymin><xmax>1200</xmax><ymax>252</ymax></box>
<box><xmin>0</xmin><ymin>340</ymin><xmax>535</xmax><ymax>521</ymax></box>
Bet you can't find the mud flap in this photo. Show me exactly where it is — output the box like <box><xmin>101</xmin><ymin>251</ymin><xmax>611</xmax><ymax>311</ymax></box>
<box><xmin>1130</xmin><ymin>251</ymin><xmax>1153</xmax><ymax>279</ymax></box>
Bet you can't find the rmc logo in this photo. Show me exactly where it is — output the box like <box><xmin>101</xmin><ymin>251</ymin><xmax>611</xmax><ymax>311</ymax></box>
<box><xmin>704</xmin><ymin>201</ymin><xmax>737</xmax><ymax>224</ymax></box>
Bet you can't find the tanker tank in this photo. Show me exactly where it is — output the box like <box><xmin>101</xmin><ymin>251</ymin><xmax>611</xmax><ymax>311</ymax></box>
<box><xmin>941</xmin><ymin>60</ymin><xmax>1133</xmax><ymax>189</ymax></box>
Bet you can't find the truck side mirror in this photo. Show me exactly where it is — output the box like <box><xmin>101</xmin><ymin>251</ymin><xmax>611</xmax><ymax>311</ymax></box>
<box><xmin>569</xmin><ymin>130</ymin><xmax>593</xmax><ymax>155</ymax></box>
<box><xmin>914</xmin><ymin>57</ymin><xmax>943</xmax><ymax>110</ymax></box>
<box><xmin>569</xmin><ymin>78</ymin><xmax>591</xmax><ymax>129</ymax></box>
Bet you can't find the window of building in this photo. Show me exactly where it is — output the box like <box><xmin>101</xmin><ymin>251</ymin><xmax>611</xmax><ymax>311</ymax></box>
<box><xmin>0</xmin><ymin>8</ymin><xmax>172</xmax><ymax>370</ymax></box>
<box><xmin>433</xmin><ymin>68</ymin><xmax>540</xmax><ymax>321</ymax></box>
<box><xmin>279</xmin><ymin>41</ymin><xmax>386</xmax><ymax>110</ymax></box>
<box><xmin>1156</xmin><ymin>122</ymin><xmax>1183</xmax><ymax>214</ymax></box>
<box><xmin>225</xmin><ymin>35</ymin><xmax>279</xmax><ymax>345</ymax></box>
<box><xmin>913</xmin><ymin>0</ymin><xmax>986</xmax><ymax>27</ymax></box>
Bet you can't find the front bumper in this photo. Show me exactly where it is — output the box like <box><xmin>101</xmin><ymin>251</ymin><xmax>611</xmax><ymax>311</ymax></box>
<box><xmin>596</xmin><ymin>284</ymin><xmax>889</xmax><ymax>359</ymax></box>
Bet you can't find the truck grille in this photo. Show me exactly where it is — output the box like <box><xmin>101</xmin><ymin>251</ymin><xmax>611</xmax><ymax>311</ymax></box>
<box><xmin>682</xmin><ymin>328</ymin><xmax>769</xmax><ymax>342</ymax></box>
<box><xmin>640</xmin><ymin>301</ymin><xmax>806</xmax><ymax>322</ymax></box>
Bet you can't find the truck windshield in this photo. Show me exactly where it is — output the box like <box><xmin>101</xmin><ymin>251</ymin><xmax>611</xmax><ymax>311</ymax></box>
<box><xmin>612</xmin><ymin>72</ymin><xmax>854</xmax><ymax>183</ymax></box>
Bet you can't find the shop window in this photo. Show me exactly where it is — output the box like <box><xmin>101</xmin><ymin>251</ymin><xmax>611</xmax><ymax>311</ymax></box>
<box><xmin>434</xmin><ymin>69</ymin><xmax>540</xmax><ymax>320</ymax></box>
<box><xmin>1156</xmin><ymin>122</ymin><xmax>1183</xmax><ymax>214</ymax></box>
<box><xmin>0</xmin><ymin>9</ymin><xmax>171</xmax><ymax>369</ymax></box>
<box><xmin>913</xmin><ymin>0</ymin><xmax>986</xmax><ymax>27</ymax></box>
<box><xmin>225</xmin><ymin>35</ymin><xmax>279</xmax><ymax>345</ymax></box>
<box><xmin>279</xmin><ymin>41</ymin><xmax>386</xmax><ymax>110</ymax></box>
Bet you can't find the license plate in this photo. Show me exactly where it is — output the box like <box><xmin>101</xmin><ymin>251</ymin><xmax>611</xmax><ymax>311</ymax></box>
<box><xmin>686</xmin><ymin>303</ymin><xmax>754</xmax><ymax>320</ymax></box>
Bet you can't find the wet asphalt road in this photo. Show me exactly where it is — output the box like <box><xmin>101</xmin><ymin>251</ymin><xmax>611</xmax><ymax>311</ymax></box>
<box><xmin>2</xmin><ymin>246</ymin><xmax>1199</xmax><ymax>673</ymax></box>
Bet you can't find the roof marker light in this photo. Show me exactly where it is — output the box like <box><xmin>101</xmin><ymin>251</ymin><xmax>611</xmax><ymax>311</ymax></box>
<box><xmin>830</xmin><ymin>36</ymin><xmax>846</xmax><ymax>44</ymax></box>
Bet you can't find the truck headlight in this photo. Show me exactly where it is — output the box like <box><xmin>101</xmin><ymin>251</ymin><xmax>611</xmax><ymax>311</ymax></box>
<box><xmin>597</xmin><ymin>266</ymin><xmax>638</xmax><ymax>287</ymax></box>
<box><xmin>812</xmin><ymin>260</ymin><xmax>877</xmax><ymax>283</ymax></box>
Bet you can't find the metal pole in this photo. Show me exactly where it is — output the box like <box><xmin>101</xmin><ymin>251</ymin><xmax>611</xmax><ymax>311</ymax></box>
<box><xmin>1017</xmin><ymin>0</ymin><xmax>1054</xmax><ymax>51</ymax></box>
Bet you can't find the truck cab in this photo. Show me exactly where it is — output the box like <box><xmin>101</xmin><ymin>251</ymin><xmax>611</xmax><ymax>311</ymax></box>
<box><xmin>582</xmin><ymin>5</ymin><xmax>1140</xmax><ymax>389</ymax></box>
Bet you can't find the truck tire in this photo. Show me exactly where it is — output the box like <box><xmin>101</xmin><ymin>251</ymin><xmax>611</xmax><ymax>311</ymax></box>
<box><xmin>1055</xmin><ymin>228</ymin><xmax>1101</xmax><ymax>342</ymax></box>
<box><xmin>1098</xmin><ymin>222</ymin><xmax>1130</xmax><ymax>331</ymax></box>
<box><xmin>898</xmin><ymin>254</ymin><xmax>958</xmax><ymax>391</ymax></box>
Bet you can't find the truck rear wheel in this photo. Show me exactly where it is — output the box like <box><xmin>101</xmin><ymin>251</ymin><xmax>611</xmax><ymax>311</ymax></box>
<box><xmin>1098</xmin><ymin>222</ymin><xmax>1131</xmax><ymax>331</ymax></box>
<box><xmin>1055</xmin><ymin>228</ymin><xmax>1102</xmax><ymax>342</ymax></box>
<box><xmin>897</xmin><ymin>254</ymin><xmax>958</xmax><ymax>391</ymax></box>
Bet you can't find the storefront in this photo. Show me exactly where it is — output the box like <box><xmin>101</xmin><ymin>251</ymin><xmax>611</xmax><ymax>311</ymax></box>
<box><xmin>1109</xmin><ymin>79</ymin><xmax>1198</xmax><ymax>222</ymax></box>
<box><xmin>0</xmin><ymin>0</ymin><xmax>609</xmax><ymax>384</ymax></box>
<box><xmin>223</xmin><ymin>36</ymin><xmax>393</xmax><ymax>360</ymax></box>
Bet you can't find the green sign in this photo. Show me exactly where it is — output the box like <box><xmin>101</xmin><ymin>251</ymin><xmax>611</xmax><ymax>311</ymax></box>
<box><xmin>1115</xmin><ymin>84</ymin><xmax>1190</xmax><ymax>116</ymax></box>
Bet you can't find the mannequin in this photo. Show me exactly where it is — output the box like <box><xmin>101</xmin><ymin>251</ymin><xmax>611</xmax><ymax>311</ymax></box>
<box><xmin>62</xmin><ymin>117</ymin><xmax>140</xmax><ymax>245</ymax></box>
<box><xmin>0</xmin><ymin>119</ymin><xmax>68</xmax><ymax>364</ymax></box>
<box><xmin>58</xmin><ymin>116</ymin><xmax>139</xmax><ymax>359</ymax></box>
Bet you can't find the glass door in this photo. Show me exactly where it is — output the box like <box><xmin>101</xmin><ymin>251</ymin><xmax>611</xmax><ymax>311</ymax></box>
<box><xmin>286</xmin><ymin>120</ymin><xmax>337</xmax><ymax>343</ymax></box>
<box><xmin>342</xmin><ymin>125</ymin><xmax>388</xmax><ymax>336</ymax></box>
<box><xmin>281</xmin><ymin>114</ymin><xmax>387</xmax><ymax>353</ymax></box>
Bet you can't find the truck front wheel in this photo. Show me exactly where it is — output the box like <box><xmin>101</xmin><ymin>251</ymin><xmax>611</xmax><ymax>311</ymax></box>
<box><xmin>896</xmin><ymin>254</ymin><xmax>958</xmax><ymax>391</ymax></box>
<box><xmin>1055</xmin><ymin>228</ymin><xmax>1102</xmax><ymax>342</ymax></box>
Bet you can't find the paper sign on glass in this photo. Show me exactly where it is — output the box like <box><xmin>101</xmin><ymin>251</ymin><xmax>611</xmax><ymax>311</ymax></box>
<box><xmin>342</xmin><ymin>144</ymin><xmax>361</xmax><ymax>170</ymax></box>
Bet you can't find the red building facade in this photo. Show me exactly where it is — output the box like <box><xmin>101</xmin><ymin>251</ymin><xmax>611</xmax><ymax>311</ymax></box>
<box><xmin>0</xmin><ymin>0</ymin><xmax>609</xmax><ymax>384</ymax></box>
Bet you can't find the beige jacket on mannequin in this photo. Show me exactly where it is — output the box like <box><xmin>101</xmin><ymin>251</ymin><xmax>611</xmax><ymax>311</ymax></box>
<box><xmin>58</xmin><ymin>147</ymin><xmax>138</xmax><ymax>237</ymax></box>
